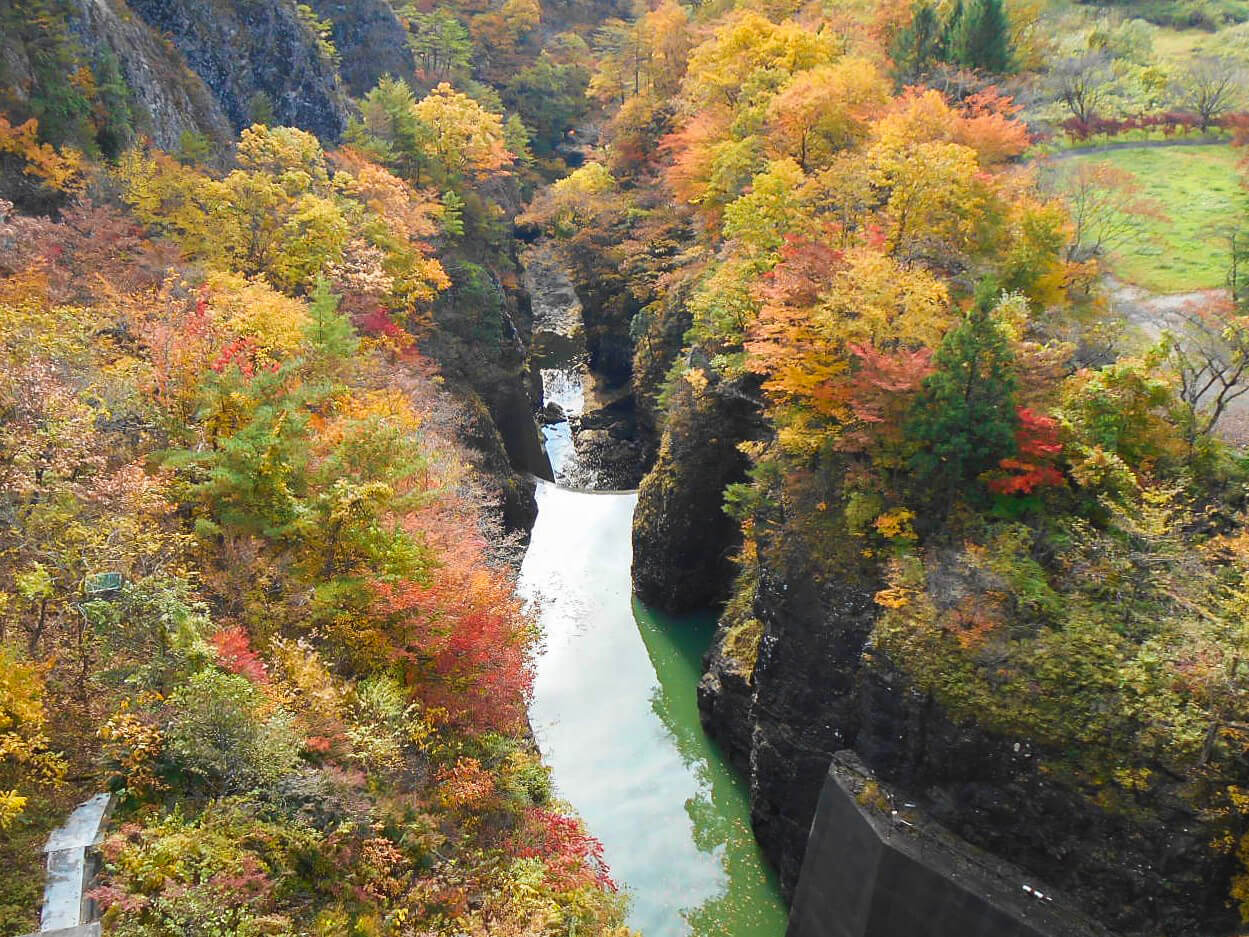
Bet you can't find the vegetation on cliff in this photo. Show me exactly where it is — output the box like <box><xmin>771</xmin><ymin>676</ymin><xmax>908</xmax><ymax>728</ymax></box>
<box><xmin>516</xmin><ymin>0</ymin><xmax>1249</xmax><ymax>927</ymax></box>
<box><xmin>9</xmin><ymin>0</ymin><xmax>1249</xmax><ymax>931</ymax></box>
<box><xmin>0</xmin><ymin>110</ymin><xmax>630</xmax><ymax>933</ymax></box>
<box><xmin>0</xmin><ymin>0</ymin><xmax>639</xmax><ymax>931</ymax></box>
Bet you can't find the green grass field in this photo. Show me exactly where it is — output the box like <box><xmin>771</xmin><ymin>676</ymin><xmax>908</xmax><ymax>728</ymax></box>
<box><xmin>1058</xmin><ymin>145</ymin><xmax>1246</xmax><ymax>293</ymax></box>
<box><xmin>1151</xmin><ymin>26</ymin><xmax>1221</xmax><ymax>60</ymax></box>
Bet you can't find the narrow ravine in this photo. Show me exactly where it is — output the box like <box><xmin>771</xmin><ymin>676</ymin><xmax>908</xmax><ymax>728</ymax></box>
<box><xmin>517</xmin><ymin>245</ymin><xmax>788</xmax><ymax>937</ymax></box>
<box><xmin>523</xmin><ymin>242</ymin><xmax>597</xmax><ymax>488</ymax></box>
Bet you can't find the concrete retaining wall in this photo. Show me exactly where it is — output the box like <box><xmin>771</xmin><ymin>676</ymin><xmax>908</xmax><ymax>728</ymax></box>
<box><xmin>21</xmin><ymin>794</ymin><xmax>112</xmax><ymax>937</ymax></box>
<box><xmin>787</xmin><ymin>753</ymin><xmax>1111</xmax><ymax>937</ymax></box>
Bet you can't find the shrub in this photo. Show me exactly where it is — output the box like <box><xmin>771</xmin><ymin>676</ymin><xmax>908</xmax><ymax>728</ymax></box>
<box><xmin>165</xmin><ymin>670</ymin><xmax>300</xmax><ymax>794</ymax></box>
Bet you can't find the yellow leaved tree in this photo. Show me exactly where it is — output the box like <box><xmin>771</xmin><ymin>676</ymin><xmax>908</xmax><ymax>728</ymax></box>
<box><xmin>0</xmin><ymin>644</ymin><xmax>66</xmax><ymax>828</ymax></box>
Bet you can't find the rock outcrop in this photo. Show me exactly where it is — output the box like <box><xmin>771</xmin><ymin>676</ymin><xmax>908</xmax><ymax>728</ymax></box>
<box><xmin>303</xmin><ymin>0</ymin><xmax>415</xmax><ymax>98</ymax></box>
<box><xmin>67</xmin><ymin>0</ymin><xmax>234</xmax><ymax>151</ymax></box>
<box><xmin>696</xmin><ymin>546</ymin><xmax>1239</xmax><ymax>937</ymax></box>
<box><xmin>632</xmin><ymin>377</ymin><xmax>759</xmax><ymax>612</ymax></box>
<box><xmin>0</xmin><ymin>0</ymin><xmax>234</xmax><ymax>162</ymax></box>
<box><xmin>726</xmin><ymin>566</ymin><xmax>881</xmax><ymax>894</ymax></box>
<box><xmin>123</xmin><ymin>0</ymin><xmax>349</xmax><ymax>139</ymax></box>
<box><xmin>458</xmin><ymin>391</ymin><xmax>541</xmax><ymax>534</ymax></box>
<box><xmin>3</xmin><ymin>0</ymin><xmax>351</xmax><ymax>152</ymax></box>
<box><xmin>424</xmin><ymin>258</ymin><xmax>550</xmax><ymax>533</ymax></box>
<box><xmin>629</xmin><ymin>346</ymin><xmax>1238</xmax><ymax>935</ymax></box>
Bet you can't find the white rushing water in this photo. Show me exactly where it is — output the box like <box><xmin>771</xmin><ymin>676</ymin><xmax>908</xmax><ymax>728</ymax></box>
<box><xmin>540</xmin><ymin>365</ymin><xmax>585</xmax><ymax>479</ymax></box>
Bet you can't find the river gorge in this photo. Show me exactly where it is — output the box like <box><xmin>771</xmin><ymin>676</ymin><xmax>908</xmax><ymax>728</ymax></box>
<box><xmin>512</xmin><ymin>245</ymin><xmax>1128</xmax><ymax>937</ymax></box>
<box><xmin>519</xmin><ymin>483</ymin><xmax>788</xmax><ymax>937</ymax></box>
<box><xmin>517</xmin><ymin>244</ymin><xmax>788</xmax><ymax>936</ymax></box>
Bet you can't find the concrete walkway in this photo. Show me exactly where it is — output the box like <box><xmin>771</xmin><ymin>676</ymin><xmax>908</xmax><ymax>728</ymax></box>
<box><xmin>21</xmin><ymin>793</ymin><xmax>112</xmax><ymax>937</ymax></box>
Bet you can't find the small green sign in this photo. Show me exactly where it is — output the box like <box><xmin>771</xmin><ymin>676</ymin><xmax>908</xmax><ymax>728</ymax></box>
<box><xmin>85</xmin><ymin>572</ymin><xmax>123</xmax><ymax>596</ymax></box>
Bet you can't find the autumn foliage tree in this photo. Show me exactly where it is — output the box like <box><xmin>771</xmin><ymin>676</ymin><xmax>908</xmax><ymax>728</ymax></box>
<box><xmin>985</xmin><ymin>407</ymin><xmax>1066</xmax><ymax>495</ymax></box>
<box><xmin>412</xmin><ymin>83</ymin><xmax>513</xmax><ymax>184</ymax></box>
<box><xmin>0</xmin><ymin>645</ymin><xmax>67</xmax><ymax>828</ymax></box>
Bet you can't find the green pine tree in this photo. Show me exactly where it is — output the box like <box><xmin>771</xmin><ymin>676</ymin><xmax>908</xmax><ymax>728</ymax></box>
<box><xmin>305</xmin><ymin>276</ymin><xmax>358</xmax><ymax>365</ymax></box>
<box><xmin>907</xmin><ymin>279</ymin><xmax>1019</xmax><ymax>506</ymax></box>
<box><xmin>348</xmin><ymin>76</ymin><xmax>435</xmax><ymax>183</ymax></box>
<box><xmin>3</xmin><ymin>0</ymin><xmax>94</xmax><ymax>149</ymax></box>
<box><xmin>91</xmin><ymin>47</ymin><xmax>134</xmax><ymax>159</ymax></box>
<box><xmin>946</xmin><ymin>0</ymin><xmax>1011</xmax><ymax>74</ymax></box>
<box><xmin>890</xmin><ymin>2</ymin><xmax>945</xmax><ymax>83</ymax></box>
<box><xmin>941</xmin><ymin>0</ymin><xmax>963</xmax><ymax>63</ymax></box>
<box><xmin>186</xmin><ymin>388</ymin><xmax>310</xmax><ymax>542</ymax></box>
<box><xmin>404</xmin><ymin>8</ymin><xmax>473</xmax><ymax>83</ymax></box>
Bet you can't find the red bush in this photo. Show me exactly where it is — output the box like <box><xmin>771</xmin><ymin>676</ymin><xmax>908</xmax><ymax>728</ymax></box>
<box><xmin>210</xmin><ymin>627</ymin><xmax>269</xmax><ymax>683</ymax></box>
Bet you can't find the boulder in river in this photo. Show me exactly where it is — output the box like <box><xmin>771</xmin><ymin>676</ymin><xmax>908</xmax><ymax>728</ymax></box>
<box><xmin>541</xmin><ymin>401</ymin><xmax>568</xmax><ymax>425</ymax></box>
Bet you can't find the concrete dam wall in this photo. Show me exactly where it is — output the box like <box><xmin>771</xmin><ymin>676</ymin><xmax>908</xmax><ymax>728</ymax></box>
<box><xmin>787</xmin><ymin>753</ymin><xmax>1112</xmax><ymax>937</ymax></box>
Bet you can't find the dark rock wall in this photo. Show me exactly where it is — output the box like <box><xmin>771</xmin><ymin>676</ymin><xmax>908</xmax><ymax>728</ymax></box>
<box><xmin>1</xmin><ymin>0</ymin><xmax>234</xmax><ymax>160</ymax></box>
<box><xmin>67</xmin><ymin>0</ymin><xmax>234</xmax><ymax>151</ymax></box>
<box><xmin>458</xmin><ymin>392</ymin><xmax>540</xmax><ymax>534</ymax></box>
<box><xmin>630</xmin><ymin>277</ymin><xmax>694</xmax><ymax>466</ymax></box>
<box><xmin>425</xmin><ymin>261</ymin><xmax>549</xmax><ymax>534</ymax></box>
<box><xmin>124</xmin><ymin>0</ymin><xmax>349</xmax><ymax>139</ymax></box>
<box><xmin>632</xmin><ymin>378</ymin><xmax>757</xmax><ymax>612</ymax></box>
<box><xmin>570</xmin><ymin>261</ymin><xmax>638</xmax><ymax>388</ymax></box>
<box><xmin>739</xmin><ymin>569</ymin><xmax>880</xmax><ymax>893</ymax></box>
<box><xmin>302</xmin><ymin>0</ymin><xmax>415</xmax><ymax>97</ymax></box>
<box><xmin>696</xmin><ymin>548</ymin><xmax>1239</xmax><ymax>937</ymax></box>
<box><xmin>852</xmin><ymin>665</ymin><xmax>1237</xmax><ymax>937</ymax></box>
<box><xmin>696</xmin><ymin>619</ymin><xmax>755</xmax><ymax>774</ymax></box>
<box><xmin>627</xmin><ymin>362</ymin><xmax>1237</xmax><ymax>933</ymax></box>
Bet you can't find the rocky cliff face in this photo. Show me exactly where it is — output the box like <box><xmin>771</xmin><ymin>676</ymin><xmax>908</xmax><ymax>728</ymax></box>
<box><xmin>123</xmin><ymin>0</ymin><xmax>349</xmax><ymax>139</ymax></box>
<box><xmin>720</xmin><ymin>567</ymin><xmax>880</xmax><ymax>894</ymax></box>
<box><xmin>696</xmin><ymin>546</ymin><xmax>1239</xmax><ymax>937</ymax></box>
<box><xmin>630</xmin><ymin>278</ymin><xmax>694</xmax><ymax>467</ymax></box>
<box><xmin>632</xmin><ymin>378</ymin><xmax>759</xmax><ymax>612</ymax></box>
<box><xmin>570</xmin><ymin>252</ymin><xmax>638</xmax><ymax>389</ymax></box>
<box><xmin>423</xmin><ymin>258</ymin><xmax>549</xmax><ymax>533</ymax></box>
<box><xmin>303</xmin><ymin>0</ymin><xmax>415</xmax><ymax>98</ymax></box>
<box><xmin>628</xmin><ymin>351</ymin><xmax>1237</xmax><ymax>934</ymax></box>
<box><xmin>457</xmin><ymin>388</ymin><xmax>541</xmax><ymax>534</ymax></box>
<box><xmin>0</xmin><ymin>0</ymin><xmax>233</xmax><ymax>159</ymax></box>
<box><xmin>4</xmin><ymin>0</ymin><xmax>351</xmax><ymax>150</ymax></box>
<box><xmin>67</xmin><ymin>0</ymin><xmax>235</xmax><ymax>151</ymax></box>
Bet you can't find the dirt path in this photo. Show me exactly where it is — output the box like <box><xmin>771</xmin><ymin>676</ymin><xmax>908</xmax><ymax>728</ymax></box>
<box><xmin>1104</xmin><ymin>276</ymin><xmax>1249</xmax><ymax>443</ymax></box>
<box><xmin>1030</xmin><ymin>138</ymin><xmax>1248</xmax><ymax>441</ymax></box>
<box><xmin>1105</xmin><ymin>276</ymin><xmax>1224</xmax><ymax>341</ymax></box>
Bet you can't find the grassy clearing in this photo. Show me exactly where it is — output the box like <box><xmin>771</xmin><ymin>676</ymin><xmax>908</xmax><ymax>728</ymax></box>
<box><xmin>1107</xmin><ymin>0</ymin><xmax>1249</xmax><ymax>29</ymax></box>
<box><xmin>1029</xmin><ymin>129</ymin><xmax>1233</xmax><ymax>157</ymax></box>
<box><xmin>1059</xmin><ymin>145</ymin><xmax>1246</xmax><ymax>292</ymax></box>
<box><xmin>1151</xmin><ymin>25</ymin><xmax>1222</xmax><ymax>60</ymax></box>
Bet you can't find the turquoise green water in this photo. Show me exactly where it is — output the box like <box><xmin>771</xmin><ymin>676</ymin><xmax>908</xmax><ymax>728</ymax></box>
<box><xmin>518</xmin><ymin>481</ymin><xmax>788</xmax><ymax>937</ymax></box>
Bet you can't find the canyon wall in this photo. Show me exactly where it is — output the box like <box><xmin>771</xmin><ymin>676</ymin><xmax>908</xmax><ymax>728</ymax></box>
<box><xmin>633</xmin><ymin>384</ymin><xmax>1239</xmax><ymax>937</ymax></box>
<box><xmin>122</xmin><ymin>0</ymin><xmax>349</xmax><ymax>139</ymax></box>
